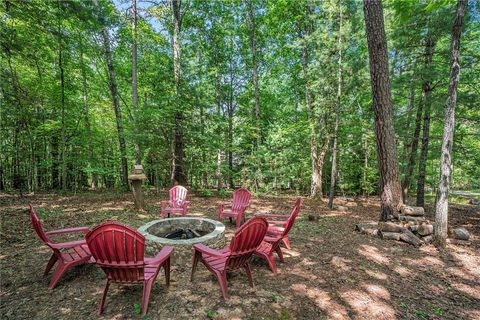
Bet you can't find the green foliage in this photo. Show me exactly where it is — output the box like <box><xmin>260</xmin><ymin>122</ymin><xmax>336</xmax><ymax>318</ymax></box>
<box><xmin>0</xmin><ymin>0</ymin><xmax>478</xmax><ymax>200</ymax></box>
<box><xmin>133</xmin><ymin>303</ymin><xmax>142</xmax><ymax>315</ymax></box>
<box><xmin>205</xmin><ymin>309</ymin><xmax>217</xmax><ymax>319</ymax></box>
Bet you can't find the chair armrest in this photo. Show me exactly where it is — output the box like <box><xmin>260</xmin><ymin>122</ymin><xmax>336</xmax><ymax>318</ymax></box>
<box><xmin>193</xmin><ymin>243</ymin><xmax>228</xmax><ymax>257</ymax></box>
<box><xmin>267</xmin><ymin>220</ymin><xmax>289</xmax><ymax>225</ymax></box>
<box><xmin>264</xmin><ymin>235</ymin><xmax>281</xmax><ymax>243</ymax></box>
<box><xmin>146</xmin><ymin>246</ymin><xmax>174</xmax><ymax>266</ymax></box>
<box><xmin>261</xmin><ymin>213</ymin><xmax>290</xmax><ymax>218</ymax></box>
<box><xmin>46</xmin><ymin>226</ymin><xmax>90</xmax><ymax>236</ymax></box>
<box><xmin>50</xmin><ymin>239</ymin><xmax>87</xmax><ymax>249</ymax></box>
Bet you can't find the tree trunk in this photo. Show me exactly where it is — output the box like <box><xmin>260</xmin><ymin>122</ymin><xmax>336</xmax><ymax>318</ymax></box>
<box><xmin>363</xmin><ymin>0</ymin><xmax>403</xmax><ymax>221</ymax></box>
<box><xmin>171</xmin><ymin>0</ymin><xmax>187</xmax><ymax>185</ymax></box>
<box><xmin>245</xmin><ymin>0</ymin><xmax>261</xmax><ymax>148</ymax></box>
<box><xmin>434</xmin><ymin>0</ymin><xmax>467</xmax><ymax>248</ymax></box>
<box><xmin>79</xmin><ymin>38</ymin><xmax>97</xmax><ymax>189</ymax></box>
<box><xmin>403</xmin><ymin>35</ymin><xmax>436</xmax><ymax>201</ymax></box>
<box><xmin>132</xmin><ymin>0</ymin><xmax>141</xmax><ymax>165</ymax></box>
<box><xmin>57</xmin><ymin>1</ymin><xmax>67</xmax><ymax>191</ymax></box>
<box><xmin>94</xmin><ymin>0</ymin><xmax>129</xmax><ymax>190</ymax></box>
<box><xmin>328</xmin><ymin>4</ymin><xmax>343</xmax><ymax>209</ymax></box>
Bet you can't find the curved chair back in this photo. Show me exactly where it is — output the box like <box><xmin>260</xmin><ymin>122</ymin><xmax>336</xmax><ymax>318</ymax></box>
<box><xmin>227</xmin><ymin>217</ymin><xmax>268</xmax><ymax>270</ymax></box>
<box><xmin>281</xmin><ymin>198</ymin><xmax>302</xmax><ymax>237</ymax></box>
<box><xmin>86</xmin><ymin>221</ymin><xmax>146</xmax><ymax>283</ymax></box>
<box><xmin>170</xmin><ymin>185</ymin><xmax>188</xmax><ymax>207</ymax></box>
<box><xmin>29</xmin><ymin>204</ymin><xmax>52</xmax><ymax>245</ymax></box>
<box><xmin>231</xmin><ymin>188</ymin><xmax>251</xmax><ymax>212</ymax></box>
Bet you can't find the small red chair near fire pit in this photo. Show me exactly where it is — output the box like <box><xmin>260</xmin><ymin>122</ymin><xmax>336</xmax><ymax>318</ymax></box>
<box><xmin>217</xmin><ymin>188</ymin><xmax>252</xmax><ymax>228</ymax></box>
<box><xmin>29</xmin><ymin>204</ymin><xmax>93</xmax><ymax>289</ymax></box>
<box><xmin>85</xmin><ymin>221</ymin><xmax>173</xmax><ymax>316</ymax></box>
<box><xmin>254</xmin><ymin>198</ymin><xmax>302</xmax><ymax>273</ymax></box>
<box><xmin>161</xmin><ymin>185</ymin><xmax>189</xmax><ymax>218</ymax></box>
<box><xmin>191</xmin><ymin>217</ymin><xmax>268</xmax><ymax>300</ymax></box>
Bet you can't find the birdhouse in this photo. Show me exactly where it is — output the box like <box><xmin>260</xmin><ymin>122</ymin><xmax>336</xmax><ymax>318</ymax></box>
<box><xmin>134</xmin><ymin>164</ymin><xmax>143</xmax><ymax>174</ymax></box>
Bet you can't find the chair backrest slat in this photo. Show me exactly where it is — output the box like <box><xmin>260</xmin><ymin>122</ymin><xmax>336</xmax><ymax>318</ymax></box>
<box><xmin>226</xmin><ymin>217</ymin><xmax>267</xmax><ymax>270</ymax></box>
<box><xmin>29</xmin><ymin>204</ymin><xmax>52</xmax><ymax>245</ymax></box>
<box><xmin>231</xmin><ymin>188</ymin><xmax>251</xmax><ymax>212</ymax></box>
<box><xmin>86</xmin><ymin>221</ymin><xmax>146</xmax><ymax>283</ymax></box>
<box><xmin>170</xmin><ymin>185</ymin><xmax>188</xmax><ymax>207</ymax></box>
<box><xmin>281</xmin><ymin>198</ymin><xmax>302</xmax><ymax>237</ymax></box>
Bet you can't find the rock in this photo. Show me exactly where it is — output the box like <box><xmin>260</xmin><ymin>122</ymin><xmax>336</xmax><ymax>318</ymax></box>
<box><xmin>468</xmin><ymin>199</ymin><xmax>480</xmax><ymax>205</ymax></box>
<box><xmin>308</xmin><ymin>214</ymin><xmax>319</xmax><ymax>221</ymax></box>
<box><xmin>451</xmin><ymin>227</ymin><xmax>470</xmax><ymax>240</ymax></box>
<box><xmin>422</xmin><ymin>235</ymin><xmax>433</xmax><ymax>244</ymax></box>
<box><xmin>417</xmin><ymin>224</ymin><xmax>434</xmax><ymax>236</ymax></box>
<box><xmin>400</xmin><ymin>205</ymin><xmax>425</xmax><ymax>216</ymax></box>
<box><xmin>378</xmin><ymin>222</ymin><xmax>403</xmax><ymax>233</ymax></box>
<box><xmin>355</xmin><ymin>223</ymin><xmax>377</xmax><ymax>232</ymax></box>
<box><xmin>398</xmin><ymin>215</ymin><xmax>425</xmax><ymax>222</ymax></box>
<box><xmin>336</xmin><ymin>205</ymin><xmax>348</xmax><ymax>212</ymax></box>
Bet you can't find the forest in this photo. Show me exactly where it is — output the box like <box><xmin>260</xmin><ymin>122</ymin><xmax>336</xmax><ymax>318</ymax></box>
<box><xmin>1</xmin><ymin>0</ymin><xmax>478</xmax><ymax>198</ymax></box>
<box><xmin>1</xmin><ymin>0</ymin><xmax>479</xmax><ymax>319</ymax></box>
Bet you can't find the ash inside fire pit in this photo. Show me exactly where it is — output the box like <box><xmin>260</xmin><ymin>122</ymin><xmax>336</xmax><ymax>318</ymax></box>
<box><xmin>163</xmin><ymin>228</ymin><xmax>208</xmax><ymax>239</ymax></box>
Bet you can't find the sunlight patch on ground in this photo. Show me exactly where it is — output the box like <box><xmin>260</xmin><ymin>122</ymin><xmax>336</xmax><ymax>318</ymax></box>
<box><xmin>358</xmin><ymin>245</ymin><xmax>390</xmax><ymax>266</ymax></box>
<box><xmin>448</xmin><ymin>250</ymin><xmax>480</xmax><ymax>279</ymax></box>
<box><xmin>291</xmin><ymin>284</ymin><xmax>350</xmax><ymax>319</ymax></box>
<box><xmin>361</xmin><ymin>283</ymin><xmax>391</xmax><ymax>300</ymax></box>
<box><xmin>450</xmin><ymin>281</ymin><xmax>480</xmax><ymax>300</ymax></box>
<box><xmin>392</xmin><ymin>265</ymin><xmax>411</xmax><ymax>277</ymax></box>
<box><xmin>365</xmin><ymin>269</ymin><xmax>388</xmax><ymax>280</ymax></box>
<box><xmin>339</xmin><ymin>288</ymin><xmax>396</xmax><ymax>319</ymax></box>
<box><xmin>331</xmin><ymin>256</ymin><xmax>352</xmax><ymax>272</ymax></box>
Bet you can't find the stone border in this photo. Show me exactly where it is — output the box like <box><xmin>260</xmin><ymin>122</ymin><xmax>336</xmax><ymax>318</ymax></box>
<box><xmin>138</xmin><ymin>217</ymin><xmax>225</xmax><ymax>246</ymax></box>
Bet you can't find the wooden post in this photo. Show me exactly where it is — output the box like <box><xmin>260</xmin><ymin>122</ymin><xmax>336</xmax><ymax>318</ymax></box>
<box><xmin>129</xmin><ymin>165</ymin><xmax>147</xmax><ymax>211</ymax></box>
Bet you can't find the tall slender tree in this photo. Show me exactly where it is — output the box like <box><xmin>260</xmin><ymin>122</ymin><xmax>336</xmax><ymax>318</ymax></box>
<box><xmin>363</xmin><ymin>0</ymin><xmax>403</xmax><ymax>220</ymax></box>
<box><xmin>434</xmin><ymin>0</ymin><xmax>467</xmax><ymax>247</ymax></box>
<box><xmin>171</xmin><ymin>0</ymin><xmax>188</xmax><ymax>185</ymax></box>
<box><xmin>94</xmin><ymin>0</ymin><xmax>129</xmax><ymax>189</ymax></box>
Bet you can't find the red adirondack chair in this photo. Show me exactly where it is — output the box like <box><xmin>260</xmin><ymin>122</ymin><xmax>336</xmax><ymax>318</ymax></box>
<box><xmin>161</xmin><ymin>185</ymin><xmax>189</xmax><ymax>218</ymax></box>
<box><xmin>85</xmin><ymin>221</ymin><xmax>173</xmax><ymax>316</ymax></box>
<box><xmin>191</xmin><ymin>217</ymin><xmax>268</xmax><ymax>300</ymax></box>
<box><xmin>217</xmin><ymin>188</ymin><xmax>251</xmax><ymax>228</ymax></box>
<box><xmin>29</xmin><ymin>204</ymin><xmax>93</xmax><ymax>289</ymax></box>
<box><xmin>254</xmin><ymin>198</ymin><xmax>302</xmax><ymax>274</ymax></box>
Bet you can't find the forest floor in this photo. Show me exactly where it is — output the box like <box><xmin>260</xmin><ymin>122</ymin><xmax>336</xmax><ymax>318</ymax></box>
<box><xmin>1</xmin><ymin>190</ymin><xmax>479</xmax><ymax>320</ymax></box>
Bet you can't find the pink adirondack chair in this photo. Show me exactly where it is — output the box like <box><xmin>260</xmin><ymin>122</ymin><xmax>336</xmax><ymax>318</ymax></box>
<box><xmin>217</xmin><ymin>188</ymin><xmax>251</xmax><ymax>228</ymax></box>
<box><xmin>29</xmin><ymin>204</ymin><xmax>93</xmax><ymax>289</ymax></box>
<box><xmin>161</xmin><ymin>185</ymin><xmax>189</xmax><ymax>218</ymax></box>
<box><xmin>85</xmin><ymin>221</ymin><xmax>173</xmax><ymax>316</ymax></box>
<box><xmin>191</xmin><ymin>217</ymin><xmax>268</xmax><ymax>300</ymax></box>
<box><xmin>254</xmin><ymin>198</ymin><xmax>302</xmax><ymax>274</ymax></box>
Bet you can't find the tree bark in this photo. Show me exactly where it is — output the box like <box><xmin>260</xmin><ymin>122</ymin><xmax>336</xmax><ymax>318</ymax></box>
<box><xmin>434</xmin><ymin>0</ymin><xmax>467</xmax><ymax>248</ymax></box>
<box><xmin>363</xmin><ymin>0</ymin><xmax>403</xmax><ymax>221</ymax></box>
<box><xmin>94</xmin><ymin>0</ymin><xmax>129</xmax><ymax>190</ymax></box>
<box><xmin>245</xmin><ymin>0</ymin><xmax>261</xmax><ymax>148</ymax></box>
<box><xmin>132</xmin><ymin>0</ymin><xmax>141</xmax><ymax>165</ymax></box>
<box><xmin>328</xmin><ymin>4</ymin><xmax>343</xmax><ymax>209</ymax></box>
<box><xmin>403</xmin><ymin>35</ymin><xmax>436</xmax><ymax>201</ymax></box>
<box><xmin>171</xmin><ymin>0</ymin><xmax>187</xmax><ymax>185</ymax></box>
<box><xmin>79</xmin><ymin>38</ymin><xmax>97</xmax><ymax>189</ymax></box>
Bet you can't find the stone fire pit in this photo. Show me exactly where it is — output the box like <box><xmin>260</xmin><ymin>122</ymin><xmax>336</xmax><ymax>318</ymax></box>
<box><xmin>138</xmin><ymin>217</ymin><xmax>225</xmax><ymax>264</ymax></box>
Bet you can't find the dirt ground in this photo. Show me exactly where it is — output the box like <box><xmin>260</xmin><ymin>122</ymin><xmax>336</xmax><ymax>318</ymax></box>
<box><xmin>1</xmin><ymin>190</ymin><xmax>479</xmax><ymax>320</ymax></box>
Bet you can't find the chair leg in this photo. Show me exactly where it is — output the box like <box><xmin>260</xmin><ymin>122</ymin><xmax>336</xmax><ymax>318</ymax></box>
<box><xmin>98</xmin><ymin>279</ymin><xmax>110</xmax><ymax>315</ymax></box>
<box><xmin>235</xmin><ymin>216</ymin><xmax>241</xmax><ymax>229</ymax></box>
<box><xmin>214</xmin><ymin>271</ymin><xmax>229</xmax><ymax>300</ymax></box>
<box><xmin>141</xmin><ymin>279</ymin><xmax>154</xmax><ymax>317</ymax></box>
<box><xmin>282</xmin><ymin>237</ymin><xmax>291</xmax><ymax>250</ymax></box>
<box><xmin>48</xmin><ymin>262</ymin><xmax>68</xmax><ymax>289</ymax></box>
<box><xmin>244</xmin><ymin>263</ymin><xmax>254</xmax><ymax>287</ymax></box>
<box><xmin>164</xmin><ymin>258</ymin><xmax>171</xmax><ymax>286</ymax></box>
<box><xmin>266</xmin><ymin>253</ymin><xmax>278</xmax><ymax>274</ymax></box>
<box><xmin>274</xmin><ymin>245</ymin><xmax>285</xmax><ymax>263</ymax></box>
<box><xmin>44</xmin><ymin>254</ymin><xmax>58</xmax><ymax>276</ymax></box>
<box><xmin>191</xmin><ymin>251</ymin><xmax>201</xmax><ymax>281</ymax></box>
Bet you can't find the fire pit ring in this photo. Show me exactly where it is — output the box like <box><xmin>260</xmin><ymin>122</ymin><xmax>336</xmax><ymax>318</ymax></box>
<box><xmin>138</xmin><ymin>217</ymin><xmax>225</xmax><ymax>253</ymax></box>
